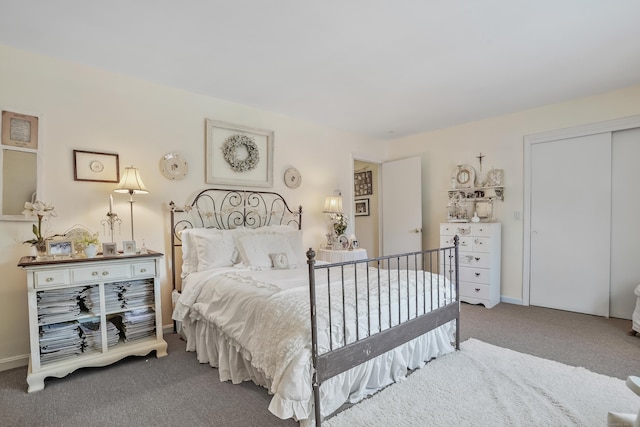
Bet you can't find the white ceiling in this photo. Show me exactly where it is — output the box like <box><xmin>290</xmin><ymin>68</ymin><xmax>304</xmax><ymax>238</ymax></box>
<box><xmin>1</xmin><ymin>1</ymin><xmax>640</xmax><ymax>140</ymax></box>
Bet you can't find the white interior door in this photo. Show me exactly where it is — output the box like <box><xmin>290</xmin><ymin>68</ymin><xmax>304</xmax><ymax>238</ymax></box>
<box><xmin>382</xmin><ymin>157</ymin><xmax>422</xmax><ymax>257</ymax></box>
<box><xmin>529</xmin><ymin>133</ymin><xmax>611</xmax><ymax>317</ymax></box>
<box><xmin>610</xmin><ymin>127</ymin><xmax>640</xmax><ymax>319</ymax></box>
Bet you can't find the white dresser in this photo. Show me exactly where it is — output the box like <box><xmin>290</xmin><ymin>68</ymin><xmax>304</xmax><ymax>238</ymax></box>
<box><xmin>440</xmin><ymin>223</ymin><xmax>501</xmax><ymax>308</ymax></box>
<box><xmin>18</xmin><ymin>251</ymin><xmax>168</xmax><ymax>392</ymax></box>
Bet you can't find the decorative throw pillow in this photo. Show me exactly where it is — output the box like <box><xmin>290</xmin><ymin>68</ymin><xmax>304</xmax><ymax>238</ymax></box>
<box><xmin>270</xmin><ymin>253</ymin><xmax>289</xmax><ymax>270</ymax></box>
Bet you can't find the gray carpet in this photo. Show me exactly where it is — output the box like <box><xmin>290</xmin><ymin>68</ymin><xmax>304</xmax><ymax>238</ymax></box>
<box><xmin>1</xmin><ymin>303</ymin><xmax>638</xmax><ymax>426</ymax></box>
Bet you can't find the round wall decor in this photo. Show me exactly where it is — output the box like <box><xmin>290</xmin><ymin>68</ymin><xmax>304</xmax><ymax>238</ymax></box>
<box><xmin>222</xmin><ymin>134</ymin><xmax>259</xmax><ymax>172</ymax></box>
<box><xmin>284</xmin><ymin>167</ymin><xmax>301</xmax><ymax>188</ymax></box>
<box><xmin>160</xmin><ymin>153</ymin><xmax>188</xmax><ymax>180</ymax></box>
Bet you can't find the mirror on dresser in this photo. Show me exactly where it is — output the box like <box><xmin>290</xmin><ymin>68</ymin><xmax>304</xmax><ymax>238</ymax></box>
<box><xmin>1</xmin><ymin>110</ymin><xmax>41</xmax><ymax>220</ymax></box>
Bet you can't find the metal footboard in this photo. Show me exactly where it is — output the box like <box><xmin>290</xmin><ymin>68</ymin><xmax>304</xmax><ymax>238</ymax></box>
<box><xmin>307</xmin><ymin>236</ymin><xmax>459</xmax><ymax>426</ymax></box>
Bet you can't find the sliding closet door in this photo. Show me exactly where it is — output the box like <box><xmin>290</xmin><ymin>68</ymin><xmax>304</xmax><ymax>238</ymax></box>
<box><xmin>610</xmin><ymin>127</ymin><xmax>640</xmax><ymax>319</ymax></box>
<box><xmin>529</xmin><ymin>133</ymin><xmax>611</xmax><ymax>316</ymax></box>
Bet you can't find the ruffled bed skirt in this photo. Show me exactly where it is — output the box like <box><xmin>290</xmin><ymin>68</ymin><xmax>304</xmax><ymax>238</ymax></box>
<box><xmin>180</xmin><ymin>310</ymin><xmax>456</xmax><ymax>425</ymax></box>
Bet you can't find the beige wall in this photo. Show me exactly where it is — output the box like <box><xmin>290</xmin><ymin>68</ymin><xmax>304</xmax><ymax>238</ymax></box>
<box><xmin>386</xmin><ymin>84</ymin><xmax>640</xmax><ymax>304</ymax></box>
<box><xmin>0</xmin><ymin>45</ymin><xmax>386</xmax><ymax>369</ymax></box>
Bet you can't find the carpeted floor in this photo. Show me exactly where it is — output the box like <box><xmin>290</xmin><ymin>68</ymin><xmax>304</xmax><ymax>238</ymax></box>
<box><xmin>1</xmin><ymin>302</ymin><xmax>638</xmax><ymax>426</ymax></box>
<box><xmin>324</xmin><ymin>339</ymin><xmax>640</xmax><ymax>427</ymax></box>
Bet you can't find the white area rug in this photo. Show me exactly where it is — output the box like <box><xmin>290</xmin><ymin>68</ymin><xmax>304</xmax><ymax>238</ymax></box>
<box><xmin>324</xmin><ymin>339</ymin><xmax>639</xmax><ymax>427</ymax></box>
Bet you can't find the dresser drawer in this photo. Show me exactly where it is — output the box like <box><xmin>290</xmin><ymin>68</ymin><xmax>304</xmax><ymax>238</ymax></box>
<box><xmin>459</xmin><ymin>252</ymin><xmax>491</xmax><ymax>269</ymax></box>
<box><xmin>460</xmin><ymin>281</ymin><xmax>490</xmax><ymax>300</ymax></box>
<box><xmin>440</xmin><ymin>235</ymin><xmax>473</xmax><ymax>251</ymax></box>
<box><xmin>470</xmin><ymin>224</ymin><xmax>494</xmax><ymax>237</ymax></box>
<box><xmin>71</xmin><ymin>264</ymin><xmax>131</xmax><ymax>283</ymax></box>
<box><xmin>133</xmin><ymin>262</ymin><xmax>156</xmax><ymax>277</ymax></box>
<box><xmin>440</xmin><ymin>223</ymin><xmax>473</xmax><ymax>237</ymax></box>
<box><xmin>471</xmin><ymin>237</ymin><xmax>491</xmax><ymax>253</ymax></box>
<box><xmin>459</xmin><ymin>266</ymin><xmax>491</xmax><ymax>284</ymax></box>
<box><xmin>33</xmin><ymin>269</ymin><xmax>70</xmax><ymax>288</ymax></box>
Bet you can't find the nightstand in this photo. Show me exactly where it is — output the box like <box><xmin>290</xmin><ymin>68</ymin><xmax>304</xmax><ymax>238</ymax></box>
<box><xmin>316</xmin><ymin>248</ymin><xmax>368</xmax><ymax>263</ymax></box>
<box><xmin>18</xmin><ymin>250</ymin><xmax>168</xmax><ymax>392</ymax></box>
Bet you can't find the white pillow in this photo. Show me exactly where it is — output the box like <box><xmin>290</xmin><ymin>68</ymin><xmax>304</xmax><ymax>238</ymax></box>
<box><xmin>179</xmin><ymin>228</ymin><xmax>199</xmax><ymax>278</ymax></box>
<box><xmin>233</xmin><ymin>225</ymin><xmax>306</xmax><ymax>268</ymax></box>
<box><xmin>236</xmin><ymin>233</ymin><xmax>297</xmax><ymax>269</ymax></box>
<box><xmin>194</xmin><ymin>228</ymin><xmax>237</xmax><ymax>272</ymax></box>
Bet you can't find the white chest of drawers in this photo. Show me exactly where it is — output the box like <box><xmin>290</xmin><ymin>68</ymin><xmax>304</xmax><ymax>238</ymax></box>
<box><xmin>18</xmin><ymin>251</ymin><xmax>168</xmax><ymax>392</ymax></box>
<box><xmin>440</xmin><ymin>223</ymin><xmax>501</xmax><ymax>308</ymax></box>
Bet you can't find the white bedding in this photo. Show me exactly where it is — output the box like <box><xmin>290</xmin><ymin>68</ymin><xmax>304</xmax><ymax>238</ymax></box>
<box><xmin>172</xmin><ymin>264</ymin><xmax>456</xmax><ymax>424</ymax></box>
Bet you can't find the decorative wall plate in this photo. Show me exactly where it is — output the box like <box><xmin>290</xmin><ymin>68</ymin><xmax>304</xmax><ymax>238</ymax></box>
<box><xmin>160</xmin><ymin>153</ymin><xmax>188</xmax><ymax>180</ymax></box>
<box><xmin>284</xmin><ymin>167</ymin><xmax>301</xmax><ymax>188</ymax></box>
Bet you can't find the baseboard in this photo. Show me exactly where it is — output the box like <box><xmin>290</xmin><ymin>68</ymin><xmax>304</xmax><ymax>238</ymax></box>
<box><xmin>501</xmin><ymin>296</ymin><xmax>523</xmax><ymax>305</ymax></box>
<box><xmin>0</xmin><ymin>353</ymin><xmax>28</xmax><ymax>372</ymax></box>
<box><xmin>163</xmin><ymin>323</ymin><xmax>176</xmax><ymax>335</ymax></box>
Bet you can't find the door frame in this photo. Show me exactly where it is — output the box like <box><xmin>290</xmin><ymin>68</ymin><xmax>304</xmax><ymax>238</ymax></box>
<box><xmin>523</xmin><ymin>115</ymin><xmax>640</xmax><ymax>306</ymax></box>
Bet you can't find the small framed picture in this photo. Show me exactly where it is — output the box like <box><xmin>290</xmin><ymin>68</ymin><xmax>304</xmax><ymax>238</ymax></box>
<box><xmin>102</xmin><ymin>242</ymin><xmax>117</xmax><ymax>256</ymax></box>
<box><xmin>73</xmin><ymin>150</ymin><xmax>120</xmax><ymax>183</ymax></box>
<box><xmin>47</xmin><ymin>240</ymin><xmax>74</xmax><ymax>257</ymax></box>
<box><xmin>2</xmin><ymin>110</ymin><xmax>39</xmax><ymax>149</ymax></box>
<box><xmin>355</xmin><ymin>198</ymin><xmax>370</xmax><ymax>216</ymax></box>
<box><xmin>122</xmin><ymin>240</ymin><xmax>136</xmax><ymax>255</ymax></box>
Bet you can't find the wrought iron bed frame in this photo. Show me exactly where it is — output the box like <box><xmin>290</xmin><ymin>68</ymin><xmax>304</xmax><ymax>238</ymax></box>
<box><xmin>169</xmin><ymin>188</ymin><xmax>460</xmax><ymax>426</ymax></box>
<box><xmin>169</xmin><ymin>188</ymin><xmax>302</xmax><ymax>292</ymax></box>
<box><xmin>306</xmin><ymin>242</ymin><xmax>460</xmax><ymax>426</ymax></box>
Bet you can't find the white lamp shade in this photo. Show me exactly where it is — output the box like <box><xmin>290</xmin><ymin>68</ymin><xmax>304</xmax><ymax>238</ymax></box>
<box><xmin>114</xmin><ymin>166</ymin><xmax>149</xmax><ymax>194</ymax></box>
<box><xmin>323</xmin><ymin>195</ymin><xmax>343</xmax><ymax>214</ymax></box>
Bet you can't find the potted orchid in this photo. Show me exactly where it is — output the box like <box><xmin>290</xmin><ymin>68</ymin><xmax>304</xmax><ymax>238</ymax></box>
<box><xmin>22</xmin><ymin>201</ymin><xmax>57</xmax><ymax>257</ymax></box>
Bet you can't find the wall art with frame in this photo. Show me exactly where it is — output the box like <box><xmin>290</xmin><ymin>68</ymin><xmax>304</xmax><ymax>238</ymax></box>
<box><xmin>355</xmin><ymin>198</ymin><xmax>370</xmax><ymax>216</ymax></box>
<box><xmin>1</xmin><ymin>110</ymin><xmax>39</xmax><ymax>149</ymax></box>
<box><xmin>73</xmin><ymin>150</ymin><xmax>120</xmax><ymax>183</ymax></box>
<box><xmin>354</xmin><ymin>170</ymin><xmax>373</xmax><ymax>197</ymax></box>
<box><xmin>205</xmin><ymin>119</ymin><xmax>274</xmax><ymax>188</ymax></box>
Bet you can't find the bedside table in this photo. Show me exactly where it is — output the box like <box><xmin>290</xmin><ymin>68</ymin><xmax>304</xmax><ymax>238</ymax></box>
<box><xmin>316</xmin><ymin>248</ymin><xmax>368</xmax><ymax>263</ymax></box>
<box><xmin>18</xmin><ymin>250</ymin><xmax>168</xmax><ymax>392</ymax></box>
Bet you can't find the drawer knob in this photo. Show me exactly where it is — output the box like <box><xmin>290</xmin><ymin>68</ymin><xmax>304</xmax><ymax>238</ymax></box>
<box><xmin>140</xmin><ymin>268</ymin><xmax>147</xmax><ymax>273</ymax></box>
<box><xmin>92</xmin><ymin>271</ymin><xmax>99</xmax><ymax>276</ymax></box>
<box><xmin>46</xmin><ymin>277</ymin><xmax>54</xmax><ymax>282</ymax></box>
<box><xmin>475</xmin><ymin>272</ymin><xmax>480</xmax><ymax>277</ymax></box>
<box><xmin>475</xmin><ymin>288</ymin><xmax>481</xmax><ymax>292</ymax></box>
<box><xmin>102</xmin><ymin>271</ymin><xmax>109</xmax><ymax>276</ymax></box>
<box><xmin>475</xmin><ymin>257</ymin><xmax>480</xmax><ymax>261</ymax></box>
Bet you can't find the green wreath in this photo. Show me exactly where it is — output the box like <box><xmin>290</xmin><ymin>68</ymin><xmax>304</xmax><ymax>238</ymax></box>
<box><xmin>222</xmin><ymin>134</ymin><xmax>260</xmax><ymax>172</ymax></box>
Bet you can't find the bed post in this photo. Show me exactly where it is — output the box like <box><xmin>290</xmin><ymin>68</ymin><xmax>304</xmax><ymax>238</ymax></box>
<box><xmin>454</xmin><ymin>235</ymin><xmax>460</xmax><ymax>351</ymax></box>
<box><xmin>307</xmin><ymin>248</ymin><xmax>322</xmax><ymax>426</ymax></box>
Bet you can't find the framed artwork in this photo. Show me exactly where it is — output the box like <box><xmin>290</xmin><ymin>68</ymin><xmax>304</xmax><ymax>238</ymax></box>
<box><xmin>354</xmin><ymin>170</ymin><xmax>373</xmax><ymax>196</ymax></box>
<box><xmin>205</xmin><ymin>119</ymin><xmax>274</xmax><ymax>188</ymax></box>
<box><xmin>47</xmin><ymin>240</ymin><xmax>74</xmax><ymax>257</ymax></box>
<box><xmin>122</xmin><ymin>240</ymin><xmax>136</xmax><ymax>255</ymax></box>
<box><xmin>102</xmin><ymin>242</ymin><xmax>117</xmax><ymax>256</ymax></box>
<box><xmin>355</xmin><ymin>198</ymin><xmax>370</xmax><ymax>216</ymax></box>
<box><xmin>1</xmin><ymin>110</ymin><xmax>39</xmax><ymax>149</ymax></box>
<box><xmin>74</xmin><ymin>150</ymin><xmax>120</xmax><ymax>183</ymax></box>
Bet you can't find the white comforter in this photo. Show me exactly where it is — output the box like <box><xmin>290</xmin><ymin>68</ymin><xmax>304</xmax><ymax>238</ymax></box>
<box><xmin>172</xmin><ymin>265</ymin><xmax>456</xmax><ymax>424</ymax></box>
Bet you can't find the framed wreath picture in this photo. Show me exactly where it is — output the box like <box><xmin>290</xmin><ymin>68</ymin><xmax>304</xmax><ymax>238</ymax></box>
<box><xmin>205</xmin><ymin>119</ymin><xmax>274</xmax><ymax>188</ymax></box>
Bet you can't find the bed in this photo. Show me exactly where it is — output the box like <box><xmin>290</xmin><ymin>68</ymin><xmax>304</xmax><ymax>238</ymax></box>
<box><xmin>170</xmin><ymin>189</ymin><xmax>460</xmax><ymax>426</ymax></box>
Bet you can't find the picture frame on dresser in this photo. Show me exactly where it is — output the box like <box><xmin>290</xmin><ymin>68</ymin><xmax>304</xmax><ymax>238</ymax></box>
<box><xmin>46</xmin><ymin>240</ymin><xmax>73</xmax><ymax>257</ymax></box>
<box><xmin>102</xmin><ymin>242</ymin><xmax>117</xmax><ymax>256</ymax></box>
<box><xmin>122</xmin><ymin>240</ymin><xmax>136</xmax><ymax>255</ymax></box>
